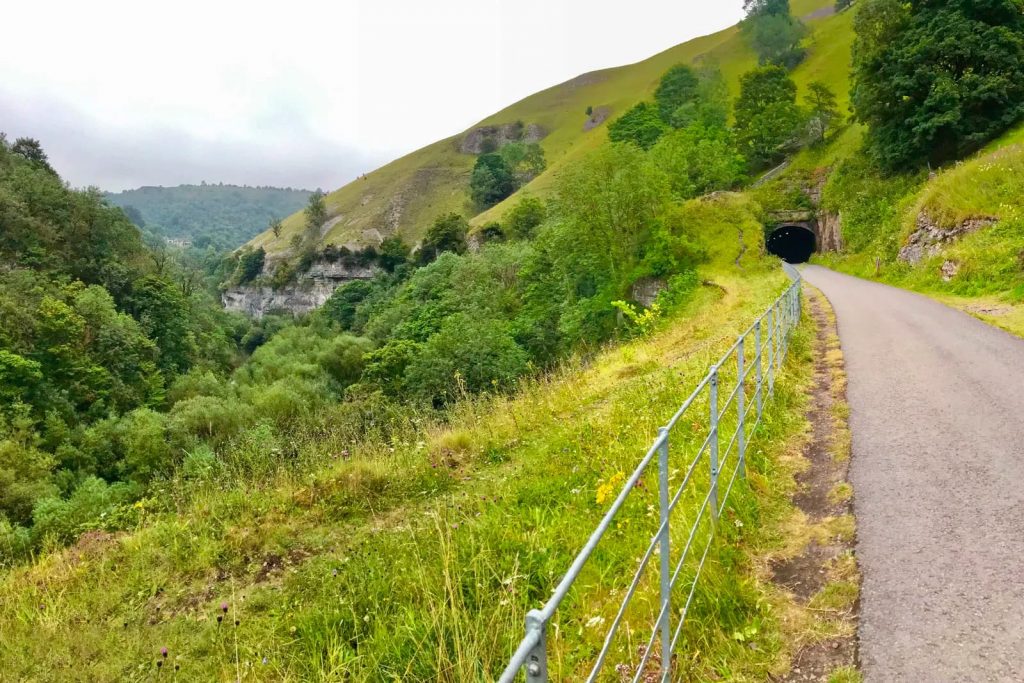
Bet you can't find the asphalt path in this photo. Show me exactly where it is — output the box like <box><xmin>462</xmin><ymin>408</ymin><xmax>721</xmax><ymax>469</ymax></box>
<box><xmin>801</xmin><ymin>265</ymin><xmax>1024</xmax><ymax>682</ymax></box>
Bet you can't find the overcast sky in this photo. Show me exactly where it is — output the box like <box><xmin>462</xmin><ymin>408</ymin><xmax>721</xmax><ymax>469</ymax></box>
<box><xmin>1</xmin><ymin>1</ymin><xmax>745</xmax><ymax>192</ymax></box>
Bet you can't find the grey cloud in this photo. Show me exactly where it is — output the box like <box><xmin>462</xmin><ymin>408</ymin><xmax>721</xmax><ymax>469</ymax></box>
<box><xmin>0</xmin><ymin>91</ymin><xmax>389</xmax><ymax>192</ymax></box>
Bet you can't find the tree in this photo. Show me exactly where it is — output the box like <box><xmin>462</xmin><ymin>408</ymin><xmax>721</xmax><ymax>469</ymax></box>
<box><xmin>650</xmin><ymin>127</ymin><xmax>747</xmax><ymax>199</ymax></box>
<box><xmin>742</xmin><ymin>0</ymin><xmax>806</xmax><ymax>69</ymax></box>
<box><xmin>469</xmin><ymin>153</ymin><xmax>517</xmax><ymax>208</ymax></box>
<box><xmin>304</xmin><ymin>189</ymin><xmax>327</xmax><ymax>238</ymax></box>
<box><xmin>405</xmin><ymin>314</ymin><xmax>528</xmax><ymax>406</ymax></box>
<box><xmin>654</xmin><ymin>65</ymin><xmax>700</xmax><ymax>124</ymax></box>
<box><xmin>236</xmin><ymin>247</ymin><xmax>265</xmax><ymax>284</ymax></box>
<box><xmin>836</xmin><ymin>0</ymin><xmax>853</xmax><ymax>10</ymax></box>
<box><xmin>128</xmin><ymin>275</ymin><xmax>195</xmax><ymax>376</ymax></box>
<box><xmin>805</xmin><ymin>81</ymin><xmax>842</xmax><ymax>144</ymax></box>
<box><xmin>734</xmin><ymin>66</ymin><xmax>804</xmax><ymax>168</ymax></box>
<box><xmin>608</xmin><ymin>102</ymin><xmax>669</xmax><ymax>149</ymax></box>
<box><xmin>11</xmin><ymin>138</ymin><xmax>56</xmax><ymax>175</ymax></box>
<box><xmin>378</xmin><ymin>236</ymin><xmax>410</xmax><ymax>272</ymax></box>
<box><xmin>851</xmin><ymin>0</ymin><xmax>1024</xmax><ymax>170</ymax></box>
<box><xmin>742</xmin><ymin>11</ymin><xmax>808</xmax><ymax>68</ymax></box>
<box><xmin>120</xmin><ymin>205</ymin><xmax>146</xmax><ymax>228</ymax></box>
<box><xmin>418</xmin><ymin>213</ymin><xmax>468</xmax><ymax>264</ymax></box>
<box><xmin>504</xmin><ymin>196</ymin><xmax>546</xmax><ymax>240</ymax></box>
<box><xmin>744</xmin><ymin>0</ymin><xmax>790</xmax><ymax>15</ymax></box>
<box><xmin>499</xmin><ymin>142</ymin><xmax>546</xmax><ymax>185</ymax></box>
<box><xmin>270</xmin><ymin>217</ymin><xmax>283</xmax><ymax>239</ymax></box>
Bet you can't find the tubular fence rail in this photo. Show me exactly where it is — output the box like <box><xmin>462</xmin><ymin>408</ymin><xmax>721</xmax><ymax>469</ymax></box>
<box><xmin>499</xmin><ymin>264</ymin><xmax>803</xmax><ymax>682</ymax></box>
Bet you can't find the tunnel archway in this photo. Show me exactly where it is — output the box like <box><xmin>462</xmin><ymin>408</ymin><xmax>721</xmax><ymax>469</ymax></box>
<box><xmin>767</xmin><ymin>224</ymin><xmax>817</xmax><ymax>264</ymax></box>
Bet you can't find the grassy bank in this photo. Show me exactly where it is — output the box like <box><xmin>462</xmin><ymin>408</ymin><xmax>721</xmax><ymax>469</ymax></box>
<box><xmin>0</xmin><ymin>263</ymin><xmax>829</xmax><ymax>681</ymax></box>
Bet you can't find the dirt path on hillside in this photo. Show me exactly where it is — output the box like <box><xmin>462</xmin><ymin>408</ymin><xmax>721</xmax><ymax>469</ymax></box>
<box><xmin>801</xmin><ymin>265</ymin><xmax>1024</xmax><ymax>681</ymax></box>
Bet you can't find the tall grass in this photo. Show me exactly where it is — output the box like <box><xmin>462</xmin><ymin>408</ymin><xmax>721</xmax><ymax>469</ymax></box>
<box><xmin>0</xmin><ymin>268</ymin><xmax>818</xmax><ymax>681</ymax></box>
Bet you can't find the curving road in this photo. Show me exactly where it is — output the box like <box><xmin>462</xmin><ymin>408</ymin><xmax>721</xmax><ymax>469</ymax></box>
<box><xmin>800</xmin><ymin>265</ymin><xmax>1024</xmax><ymax>682</ymax></box>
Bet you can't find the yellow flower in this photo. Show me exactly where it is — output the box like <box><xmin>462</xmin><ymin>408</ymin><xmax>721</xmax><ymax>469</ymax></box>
<box><xmin>595</xmin><ymin>471</ymin><xmax>627</xmax><ymax>505</ymax></box>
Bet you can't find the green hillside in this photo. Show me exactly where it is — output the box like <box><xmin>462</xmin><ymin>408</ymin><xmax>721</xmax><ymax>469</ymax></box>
<box><xmin>14</xmin><ymin>0</ymin><xmax>1024</xmax><ymax>678</ymax></box>
<box><xmin>250</xmin><ymin>0</ymin><xmax>843</xmax><ymax>254</ymax></box>
<box><xmin>107</xmin><ymin>184</ymin><xmax>311</xmax><ymax>251</ymax></box>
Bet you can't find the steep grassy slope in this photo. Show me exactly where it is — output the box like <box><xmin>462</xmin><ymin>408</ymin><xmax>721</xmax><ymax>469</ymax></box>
<box><xmin>0</xmin><ymin>255</ymin><xmax>829</xmax><ymax>681</ymax></box>
<box><xmin>810</xmin><ymin>122</ymin><xmax>1024</xmax><ymax>338</ymax></box>
<box><xmin>249</xmin><ymin>0</ymin><xmax>842</xmax><ymax>254</ymax></box>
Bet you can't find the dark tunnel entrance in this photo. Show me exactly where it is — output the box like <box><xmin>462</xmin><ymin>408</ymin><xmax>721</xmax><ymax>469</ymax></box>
<box><xmin>766</xmin><ymin>224</ymin><xmax>816</xmax><ymax>264</ymax></box>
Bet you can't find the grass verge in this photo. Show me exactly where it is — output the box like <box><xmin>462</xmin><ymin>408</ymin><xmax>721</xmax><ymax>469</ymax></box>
<box><xmin>0</xmin><ymin>267</ymin><xmax>828</xmax><ymax>681</ymax></box>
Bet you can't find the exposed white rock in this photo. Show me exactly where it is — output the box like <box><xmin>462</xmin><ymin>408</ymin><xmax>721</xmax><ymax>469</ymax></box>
<box><xmin>222</xmin><ymin>261</ymin><xmax>378</xmax><ymax>319</ymax></box>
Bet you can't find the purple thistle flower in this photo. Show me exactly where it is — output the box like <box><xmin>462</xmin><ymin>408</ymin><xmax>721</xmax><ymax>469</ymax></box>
<box><xmin>161</xmin><ymin>647</ymin><xmax>168</xmax><ymax>658</ymax></box>
<box><xmin>220</xmin><ymin>602</ymin><xmax>229</xmax><ymax>613</ymax></box>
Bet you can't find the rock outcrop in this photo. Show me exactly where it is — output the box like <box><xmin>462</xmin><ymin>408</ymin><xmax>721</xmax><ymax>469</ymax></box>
<box><xmin>898</xmin><ymin>212</ymin><xmax>996</xmax><ymax>265</ymax></box>
<box><xmin>222</xmin><ymin>260</ymin><xmax>378</xmax><ymax>319</ymax></box>
<box><xmin>459</xmin><ymin>123</ymin><xmax>546</xmax><ymax>154</ymax></box>
<box><xmin>817</xmin><ymin>210</ymin><xmax>844</xmax><ymax>253</ymax></box>
<box><xmin>631</xmin><ymin>277</ymin><xmax>666</xmax><ymax>307</ymax></box>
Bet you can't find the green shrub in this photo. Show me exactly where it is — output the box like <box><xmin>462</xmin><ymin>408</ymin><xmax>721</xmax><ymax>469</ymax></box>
<box><xmin>504</xmin><ymin>196</ymin><xmax>546</xmax><ymax>240</ymax></box>
<box><xmin>608</xmin><ymin>102</ymin><xmax>668</xmax><ymax>150</ymax></box>
<box><xmin>31</xmin><ymin>476</ymin><xmax>137</xmax><ymax>544</ymax></box>
<box><xmin>167</xmin><ymin>395</ymin><xmax>255</xmax><ymax>448</ymax></box>
<box><xmin>405</xmin><ymin>315</ymin><xmax>529</xmax><ymax>405</ymax></box>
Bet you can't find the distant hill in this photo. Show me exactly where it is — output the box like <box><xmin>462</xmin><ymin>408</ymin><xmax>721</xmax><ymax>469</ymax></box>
<box><xmin>106</xmin><ymin>183</ymin><xmax>312</xmax><ymax>250</ymax></box>
<box><xmin>246</xmin><ymin>0</ymin><xmax>845</xmax><ymax>254</ymax></box>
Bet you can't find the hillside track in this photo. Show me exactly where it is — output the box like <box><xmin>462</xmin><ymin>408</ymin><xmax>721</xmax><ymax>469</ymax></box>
<box><xmin>801</xmin><ymin>265</ymin><xmax>1024</xmax><ymax>681</ymax></box>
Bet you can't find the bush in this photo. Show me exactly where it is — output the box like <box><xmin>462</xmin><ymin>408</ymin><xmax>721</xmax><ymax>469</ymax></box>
<box><xmin>608</xmin><ymin>102</ymin><xmax>668</xmax><ymax>150</ymax></box>
<box><xmin>362</xmin><ymin>339</ymin><xmax>424</xmax><ymax>396</ymax></box>
<box><xmin>418</xmin><ymin>213</ymin><xmax>469</xmax><ymax>265</ymax></box>
<box><xmin>504</xmin><ymin>196</ymin><xmax>546</xmax><ymax>240</ymax></box>
<box><xmin>116</xmin><ymin>408</ymin><xmax>172</xmax><ymax>484</ymax></box>
<box><xmin>235</xmin><ymin>247</ymin><xmax>266</xmax><ymax>284</ymax></box>
<box><xmin>405</xmin><ymin>315</ymin><xmax>529</xmax><ymax>405</ymax></box>
<box><xmin>167</xmin><ymin>395</ymin><xmax>255</xmax><ymax>448</ymax></box>
<box><xmin>31</xmin><ymin>476</ymin><xmax>137</xmax><ymax>544</ymax></box>
<box><xmin>470</xmin><ymin>154</ymin><xmax>517</xmax><ymax>208</ymax></box>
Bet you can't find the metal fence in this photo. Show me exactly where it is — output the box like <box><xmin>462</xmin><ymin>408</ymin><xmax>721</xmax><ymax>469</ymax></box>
<box><xmin>499</xmin><ymin>265</ymin><xmax>803</xmax><ymax>682</ymax></box>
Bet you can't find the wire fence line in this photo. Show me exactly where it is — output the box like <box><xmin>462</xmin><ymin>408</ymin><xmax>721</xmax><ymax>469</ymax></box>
<box><xmin>499</xmin><ymin>264</ymin><xmax>803</xmax><ymax>682</ymax></box>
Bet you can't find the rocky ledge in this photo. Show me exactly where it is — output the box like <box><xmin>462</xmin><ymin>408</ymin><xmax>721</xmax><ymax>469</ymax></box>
<box><xmin>222</xmin><ymin>261</ymin><xmax>378</xmax><ymax>319</ymax></box>
<box><xmin>898</xmin><ymin>212</ymin><xmax>996</xmax><ymax>265</ymax></box>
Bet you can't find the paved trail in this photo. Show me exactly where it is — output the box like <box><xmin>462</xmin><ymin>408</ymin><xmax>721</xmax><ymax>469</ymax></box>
<box><xmin>801</xmin><ymin>266</ymin><xmax>1024</xmax><ymax>682</ymax></box>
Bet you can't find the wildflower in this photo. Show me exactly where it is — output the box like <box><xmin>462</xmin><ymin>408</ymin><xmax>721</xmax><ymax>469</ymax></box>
<box><xmin>262</xmin><ymin>657</ymin><xmax>269</xmax><ymax>665</ymax></box>
<box><xmin>221</xmin><ymin>602</ymin><xmax>229</xmax><ymax>613</ymax></box>
<box><xmin>161</xmin><ymin>647</ymin><xmax>168</xmax><ymax>658</ymax></box>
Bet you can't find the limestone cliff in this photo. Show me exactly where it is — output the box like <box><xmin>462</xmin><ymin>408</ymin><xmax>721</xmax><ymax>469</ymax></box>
<box><xmin>222</xmin><ymin>260</ymin><xmax>378</xmax><ymax>318</ymax></box>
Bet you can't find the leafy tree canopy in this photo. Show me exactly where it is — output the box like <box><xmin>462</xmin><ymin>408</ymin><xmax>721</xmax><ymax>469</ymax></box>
<box><xmin>734</xmin><ymin>66</ymin><xmax>805</xmax><ymax>168</ymax></box>
<box><xmin>608</xmin><ymin>102</ymin><xmax>669</xmax><ymax>149</ymax></box>
<box><xmin>852</xmin><ymin>0</ymin><xmax>1024</xmax><ymax>170</ymax></box>
<box><xmin>654</xmin><ymin>65</ymin><xmax>700</xmax><ymax>123</ymax></box>
<box><xmin>418</xmin><ymin>213</ymin><xmax>469</xmax><ymax>264</ymax></box>
<box><xmin>470</xmin><ymin>153</ymin><xmax>517</xmax><ymax>208</ymax></box>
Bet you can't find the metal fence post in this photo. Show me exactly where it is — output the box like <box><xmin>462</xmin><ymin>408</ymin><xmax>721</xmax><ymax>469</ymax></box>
<box><xmin>736</xmin><ymin>337</ymin><xmax>746</xmax><ymax>479</ymax></box>
<box><xmin>755</xmin><ymin>321</ymin><xmax>763</xmax><ymax>420</ymax></box>
<box><xmin>774</xmin><ymin>299</ymin><xmax>782</xmax><ymax>374</ymax></box>
<box><xmin>657</xmin><ymin>427</ymin><xmax>671</xmax><ymax>681</ymax></box>
<box><xmin>524</xmin><ymin>610</ymin><xmax>548</xmax><ymax>682</ymax></box>
<box><xmin>766</xmin><ymin>307</ymin><xmax>774</xmax><ymax>395</ymax></box>
<box><xmin>709</xmin><ymin>369</ymin><xmax>720</xmax><ymax>523</ymax></box>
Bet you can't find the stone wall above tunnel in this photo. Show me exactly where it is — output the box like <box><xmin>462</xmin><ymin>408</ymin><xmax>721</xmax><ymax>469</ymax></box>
<box><xmin>764</xmin><ymin>209</ymin><xmax>843</xmax><ymax>254</ymax></box>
